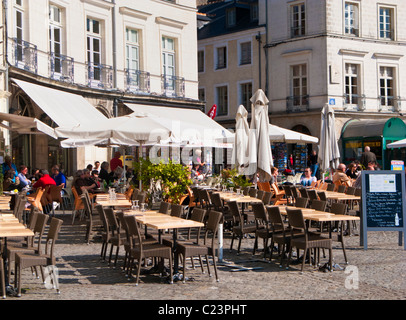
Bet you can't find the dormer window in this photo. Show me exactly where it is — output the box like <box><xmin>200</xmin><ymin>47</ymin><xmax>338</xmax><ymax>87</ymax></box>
<box><xmin>226</xmin><ymin>8</ymin><xmax>236</xmax><ymax>27</ymax></box>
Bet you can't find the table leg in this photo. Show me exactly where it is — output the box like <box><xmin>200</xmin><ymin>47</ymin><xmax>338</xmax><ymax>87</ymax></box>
<box><xmin>218</xmin><ymin>223</ymin><xmax>223</xmax><ymax>263</ymax></box>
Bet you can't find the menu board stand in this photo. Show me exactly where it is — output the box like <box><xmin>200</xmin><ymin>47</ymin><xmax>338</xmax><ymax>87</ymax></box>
<box><xmin>361</xmin><ymin>170</ymin><xmax>406</xmax><ymax>250</ymax></box>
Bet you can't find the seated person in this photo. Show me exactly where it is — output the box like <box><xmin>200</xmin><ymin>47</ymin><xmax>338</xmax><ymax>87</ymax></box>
<box><xmin>51</xmin><ymin>165</ymin><xmax>66</xmax><ymax>187</ymax></box>
<box><xmin>32</xmin><ymin>169</ymin><xmax>56</xmax><ymax>190</ymax></box>
<box><xmin>332</xmin><ymin>163</ymin><xmax>352</xmax><ymax>187</ymax></box>
<box><xmin>90</xmin><ymin>170</ymin><xmax>101</xmax><ymax>188</ymax></box>
<box><xmin>3</xmin><ymin>169</ymin><xmax>20</xmax><ymax>191</ymax></box>
<box><xmin>270</xmin><ymin>167</ymin><xmax>279</xmax><ymax>184</ymax></box>
<box><xmin>17</xmin><ymin>165</ymin><xmax>31</xmax><ymax>190</ymax></box>
<box><xmin>99</xmin><ymin>161</ymin><xmax>111</xmax><ymax>185</ymax></box>
<box><xmin>300</xmin><ymin>167</ymin><xmax>317</xmax><ymax>187</ymax></box>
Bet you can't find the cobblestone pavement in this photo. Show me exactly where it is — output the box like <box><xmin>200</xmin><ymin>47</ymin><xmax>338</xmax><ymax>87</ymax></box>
<box><xmin>3</xmin><ymin>210</ymin><xmax>406</xmax><ymax>301</ymax></box>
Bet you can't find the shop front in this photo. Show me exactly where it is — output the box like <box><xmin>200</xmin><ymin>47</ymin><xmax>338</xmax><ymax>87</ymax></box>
<box><xmin>341</xmin><ymin>117</ymin><xmax>406</xmax><ymax>169</ymax></box>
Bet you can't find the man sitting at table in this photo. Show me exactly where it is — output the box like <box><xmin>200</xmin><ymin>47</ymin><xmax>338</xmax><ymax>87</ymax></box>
<box><xmin>300</xmin><ymin>167</ymin><xmax>317</xmax><ymax>187</ymax></box>
<box><xmin>32</xmin><ymin>169</ymin><xmax>57</xmax><ymax>190</ymax></box>
<box><xmin>74</xmin><ymin>169</ymin><xmax>97</xmax><ymax>195</ymax></box>
<box><xmin>332</xmin><ymin>163</ymin><xmax>352</xmax><ymax>188</ymax></box>
<box><xmin>51</xmin><ymin>165</ymin><xmax>66</xmax><ymax>187</ymax></box>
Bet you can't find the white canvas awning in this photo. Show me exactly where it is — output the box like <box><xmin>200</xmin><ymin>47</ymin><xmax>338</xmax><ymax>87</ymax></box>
<box><xmin>12</xmin><ymin>79</ymin><xmax>107</xmax><ymax>127</ymax></box>
<box><xmin>387</xmin><ymin>138</ymin><xmax>406</xmax><ymax>148</ymax></box>
<box><xmin>0</xmin><ymin>112</ymin><xmax>57</xmax><ymax>138</ymax></box>
<box><xmin>124</xmin><ymin>103</ymin><xmax>233</xmax><ymax>147</ymax></box>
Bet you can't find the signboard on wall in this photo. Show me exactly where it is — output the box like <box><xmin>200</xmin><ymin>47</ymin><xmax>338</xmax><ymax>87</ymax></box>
<box><xmin>361</xmin><ymin>170</ymin><xmax>406</xmax><ymax>250</ymax></box>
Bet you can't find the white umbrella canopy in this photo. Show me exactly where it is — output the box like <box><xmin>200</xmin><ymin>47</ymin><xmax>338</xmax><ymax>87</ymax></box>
<box><xmin>231</xmin><ymin>105</ymin><xmax>250</xmax><ymax>173</ymax></box>
<box><xmin>55</xmin><ymin>113</ymin><xmax>173</xmax><ymax>145</ymax></box>
<box><xmin>318</xmin><ymin>104</ymin><xmax>340</xmax><ymax>174</ymax></box>
<box><xmin>246</xmin><ymin>89</ymin><xmax>272</xmax><ymax>182</ymax></box>
<box><xmin>387</xmin><ymin>138</ymin><xmax>406</xmax><ymax>148</ymax></box>
<box><xmin>268</xmin><ymin>124</ymin><xmax>319</xmax><ymax>144</ymax></box>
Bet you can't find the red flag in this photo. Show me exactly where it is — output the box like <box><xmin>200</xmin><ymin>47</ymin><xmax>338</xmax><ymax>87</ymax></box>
<box><xmin>208</xmin><ymin>104</ymin><xmax>217</xmax><ymax>119</ymax></box>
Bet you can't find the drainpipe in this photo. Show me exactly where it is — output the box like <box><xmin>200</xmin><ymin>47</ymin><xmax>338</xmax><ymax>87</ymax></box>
<box><xmin>3</xmin><ymin>0</ymin><xmax>11</xmax><ymax>149</ymax></box>
<box><xmin>111</xmin><ymin>0</ymin><xmax>118</xmax><ymax>117</ymax></box>
<box><xmin>264</xmin><ymin>0</ymin><xmax>269</xmax><ymax>97</ymax></box>
<box><xmin>255</xmin><ymin>31</ymin><xmax>261</xmax><ymax>89</ymax></box>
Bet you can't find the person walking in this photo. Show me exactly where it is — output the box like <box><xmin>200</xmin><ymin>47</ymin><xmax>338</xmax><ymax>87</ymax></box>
<box><xmin>360</xmin><ymin>146</ymin><xmax>377</xmax><ymax>169</ymax></box>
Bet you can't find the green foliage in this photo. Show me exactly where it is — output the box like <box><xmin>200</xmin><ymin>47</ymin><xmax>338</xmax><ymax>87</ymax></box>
<box><xmin>132</xmin><ymin>159</ymin><xmax>192</xmax><ymax>204</ymax></box>
<box><xmin>220</xmin><ymin>168</ymin><xmax>252</xmax><ymax>190</ymax></box>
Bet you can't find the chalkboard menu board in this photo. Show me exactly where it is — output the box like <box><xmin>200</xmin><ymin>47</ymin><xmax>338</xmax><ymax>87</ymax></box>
<box><xmin>361</xmin><ymin>170</ymin><xmax>406</xmax><ymax>250</ymax></box>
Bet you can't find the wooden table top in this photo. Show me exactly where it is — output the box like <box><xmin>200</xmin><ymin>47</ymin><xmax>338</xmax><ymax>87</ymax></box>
<box><xmin>121</xmin><ymin>210</ymin><xmax>204</xmax><ymax>230</ymax></box>
<box><xmin>215</xmin><ymin>192</ymin><xmax>263</xmax><ymax>203</ymax></box>
<box><xmin>96</xmin><ymin>199</ymin><xmax>132</xmax><ymax>207</ymax></box>
<box><xmin>0</xmin><ymin>219</ymin><xmax>34</xmax><ymax>238</ymax></box>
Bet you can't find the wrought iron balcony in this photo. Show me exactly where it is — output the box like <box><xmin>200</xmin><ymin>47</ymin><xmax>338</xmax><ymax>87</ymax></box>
<box><xmin>49</xmin><ymin>53</ymin><xmax>74</xmax><ymax>83</ymax></box>
<box><xmin>379</xmin><ymin>96</ymin><xmax>401</xmax><ymax>112</ymax></box>
<box><xmin>125</xmin><ymin>69</ymin><xmax>150</xmax><ymax>94</ymax></box>
<box><xmin>11</xmin><ymin>38</ymin><xmax>38</xmax><ymax>74</ymax></box>
<box><xmin>161</xmin><ymin>74</ymin><xmax>185</xmax><ymax>98</ymax></box>
<box><xmin>286</xmin><ymin>95</ymin><xmax>309</xmax><ymax>113</ymax></box>
<box><xmin>343</xmin><ymin>94</ymin><xmax>366</xmax><ymax>111</ymax></box>
<box><xmin>86</xmin><ymin>62</ymin><xmax>113</xmax><ymax>90</ymax></box>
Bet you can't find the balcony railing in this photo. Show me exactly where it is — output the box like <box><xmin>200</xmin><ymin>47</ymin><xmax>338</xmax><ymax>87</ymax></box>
<box><xmin>11</xmin><ymin>38</ymin><xmax>38</xmax><ymax>74</ymax></box>
<box><xmin>286</xmin><ymin>95</ymin><xmax>309</xmax><ymax>113</ymax></box>
<box><xmin>86</xmin><ymin>62</ymin><xmax>113</xmax><ymax>90</ymax></box>
<box><xmin>379</xmin><ymin>96</ymin><xmax>401</xmax><ymax>112</ymax></box>
<box><xmin>49</xmin><ymin>53</ymin><xmax>74</xmax><ymax>84</ymax></box>
<box><xmin>125</xmin><ymin>69</ymin><xmax>150</xmax><ymax>94</ymax></box>
<box><xmin>343</xmin><ymin>94</ymin><xmax>366</xmax><ymax>111</ymax></box>
<box><xmin>161</xmin><ymin>74</ymin><xmax>185</xmax><ymax>98</ymax></box>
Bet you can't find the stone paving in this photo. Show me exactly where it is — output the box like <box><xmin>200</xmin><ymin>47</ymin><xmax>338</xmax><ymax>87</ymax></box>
<box><xmin>3</xmin><ymin>210</ymin><xmax>406</xmax><ymax>301</ymax></box>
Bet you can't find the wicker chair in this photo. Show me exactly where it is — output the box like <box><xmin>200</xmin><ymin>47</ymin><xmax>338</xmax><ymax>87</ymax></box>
<box><xmin>310</xmin><ymin>199</ymin><xmax>327</xmax><ymax>212</ymax></box>
<box><xmin>228</xmin><ymin>201</ymin><xmax>257</xmax><ymax>255</ymax></box>
<box><xmin>177</xmin><ymin>210</ymin><xmax>223</xmax><ymax>283</ymax></box>
<box><xmin>81</xmin><ymin>190</ymin><xmax>102</xmax><ymax>244</ymax></box>
<box><xmin>286</xmin><ymin>208</ymin><xmax>332</xmax><ymax>273</ymax></box>
<box><xmin>251</xmin><ymin>202</ymin><xmax>272</xmax><ymax>259</ymax></box>
<box><xmin>49</xmin><ymin>184</ymin><xmax>64</xmax><ymax>216</ymax></box>
<box><xmin>159</xmin><ymin>201</ymin><xmax>172</xmax><ymax>214</ymax></box>
<box><xmin>295</xmin><ymin>197</ymin><xmax>309</xmax><ymax>208</ymax></box>
<box><xmin>27</xmin><ymin>188</ymin><xmax>45</xmax><ymax>213</ymax></box>
<box><xmin>262</xmin><ymin>191</ymin><xmax>273</xmax><ymax>205</ymax></box>
<box><xmin>125</xmin><ymin>215</ymin><xmax>173</xmax><ymax>285</ymax></box>
<box><xmin>170</xmin><ymin>204</ymin><xmax>184</xmax><ymax>218</ymax></box>
<box><xmin>14</xmin><ymin>217</ymin><xmax>64</xmax><ymax>297</ymax></box>
<box><xmin>210</xmin><ymin>192</ymin><xmax>232</xmax><ymax>227</ymax></box>
<box><xmin>0</xmin><ymin>256</ymin><xmax>5</xmax><ymax>299</ymax></box>
<box><xmin>256</xmin><ymin>190</ymin><xmax>265</xmax><ymax>201</ymax></box>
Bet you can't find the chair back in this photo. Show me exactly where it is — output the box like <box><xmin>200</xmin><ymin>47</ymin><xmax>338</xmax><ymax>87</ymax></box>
<box><xmin>346</xmin><ymin>186</ymin><xmax>356</xmax><ymax>195</ymax></box>
<box><xmin>256</xmin><ymin>190</ymin><xmax>265</xmax><ymax>201</ymax></box>
<box><xmin>267</xmin><ymin>206</ymin><xmax>286</xmax><ymax>233</ymax></box>
<box><xmin>243</xmin><ymin>187</ymin><xmax>250</xmax><ymax>196</ymax></box>
<box><xmin>14</xmin><ymin>194</ymin><xmax>27</xmax><ymax>222</ymax></box>
<box><xmin>125</xmin><ymin>215</ymin><xmax>143</xmax><ymax>252</ymax></box>
<box><xmin>262</xmin><ymin>191</ymin><xmax>273</xmax><ymax>205</ymax></box>
<box><xmin>257</xmin><ymin>182</ymin><xmax>271</xmax><ymax>192</ymax></box>
<box><xmin>310</xmin><ymin>199</ymin><xmax>327</xmax><ymax>211</ymax></box>
<box><xmin>131</xmin><ymin>188</ymin><xmax>140</xmax><ymax>200</ymax></box>
<box><xmin>326</xmin><ymin>183</ymin><xmax>335</xmax><ymax>191</ymax></box>
<box><xmin>159</xmin><ymin>201</ymin><xmax>171</xmax><ymax>214</ymax></box>
<box><xmin>210</xmin><ymin>192</ymin><xmax>223</xmax><ymax>210</ymax></box>
<box><xmin>96</xmin><ymin>205</ymin><xmax>110</xmax><ymax>239</ymax></box>
<box><xmin>307</xmin><ymin>189</ymin><xmax>319</xmax><ymax>201</ymax></box>
<box><xmin>40</xmin><ymin>185</ymin><xmax>52</xmax><ymax>206</ymax></box>
<box><xmin>286</xmin><ymin>208</ymin><xmax>306</xmax><ymax>231</ymax></box>
<box><xmin>125</xmin><ymin>186</ymin><xmax>134</xmax><ymax>200</ymax></box>
<box><xmin>49</xmin><ymin>185</ymin><xmax>64</xmax><ymax>202</ymax></box>
<box><xmin>228</xmin><ymin>201</ymin><xmax>243</xmax><ymax>226</ymax></box>
<box><xmin>354</xmin><ymin>188</ymin><xmax>362</xmax><ymax>197</ymax></box>
<box><xmin>105</xmin><ymin>207</ymin><xmax>119</xmax><ymax>235</ymax></box>
<box><xmin>295</xmin><ymin>197</ymin><xmax>308</xmax><ymax>208</ymax></box>
<box><xmin>252</xmin><ymin>202</ymin><xmax>268</xmax><ymax>224</ymax></box>
<box><xmin>136</xmin><ymin>192</ymin><xmax>146</xmax><ymax>203</ymax></box>
<box><xmin>337</xmin><ymin>184</ymin><xmax>347</xmax><ymax>193</ymax></box>
<box><xmin>282</xmin><ymin>185</ymin><xmax>292</xmax><ymax>197</ymax></box>
<box><xmin>204</xmin><ymin>210</ymin><xmax>222</xmax><ymax>248</ymax></box>
<box><xmin>330</xmin><ymin>202</ymin><xmax>347</xmax><ymax>215</ymax></box>
<box><xmin>199</xmin><ymin>189</ymin><xmax>211</xmax><ymax>208</ymax></box>
<box><xmin>248</xmin><ymin>188</ymin><xmax>257</xmax><ymax>198</ymax></box>
<box><xmin>188</xmin><ymin>208</ymin><xmax>206</xmax><ymax>241</ymax></box>
<box><xmin>290</xmin><ymin>186</ymin><xmax>299</xmax><ymax>199</ymax></box>
<box><xmin>44</xmin><ymin>217</ymin><xmax>63</xmax><ymax>262</ymax></box>
<box><xmin>170</xmin><ymin>204</ymin><xmax>183</xmax><ymax>218</ymax></box>
<box><xmin>318</xmin><ymin>191</ymin><xmax>327</xmax><ymax>201</ymax></box>
<box><xmin>31</xmin><ymin>213</ymin><xmax>49</xmax><ymax>252</ymax></box>
<box><xmin>299</xmin><ymin>188</ymin><xmax>308</xmax><ymax>198</ymax></box>
<box><xmin>116</xmin><ymin>211</ymin><xmax>130</xmax><ymax>242</ymax></box>
<box><xmin>71</xmin><ymin>187</ymin><xmax>84</xmax><ymax>210</ymax></box>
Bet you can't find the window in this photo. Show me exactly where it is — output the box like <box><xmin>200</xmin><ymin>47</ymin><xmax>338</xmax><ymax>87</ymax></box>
<box><xmin>198</xmin><ymin>50</ymin><xmax>204</xmax><ymax>73</ymax></box>
<box><xmin>216</xmin><ymin>85</ymin><xmax>228</xmax><ymax>116</ymax></box>
<box><xmin>15</xmin><ymin>7</ymin><xmax>24</xmax><ymax>62</ymax></box>
<box><xmin>379</xmin><ymin>67</ymin><xmax>395</xmax><ymax>107</ymax></box>
<box><xmin>291</xmin><ymin>3</ymin><xmax>305</xmax><ymax>37</ymax></box>
<box><xmin>344</xmin><ymin>2</ymin><xmax>359</xmax><ymax>36</ymax></box>
<box><xmin>379</xmin><ymin>7</ymin><xmax>394</xmax><ymax>40</ymax></box>
<box><xmin>198</xmin><ymin>88</ymin><xmax>205</xmax><ymax>102</ymax></box>
<box><xmin>87</xmin><ymin>18</ymin><xmax>102</xmax><ymax>81</ymax></box>
<box><xmin>126</xmin><ymin>28</ymin><xmax>139</xmax><ymax>70</ymax></box>
<box><xmin>345</xmin><ymin>63</ymin><xmax>359</xmax><ymax>105</ymax></box>
<box><xmin>239</xmin><ymin>42</ymin><xmax>251</xmax><ymax>65</ymax></box>
<box><xmin>240</xmin><ymin>82</ymin><xmax>253</xmax><ymax>112</ymax></box>
<box><xmin>162</xmin><ymin>36</ymin><xmax>176</xmax><ymax>91</ymax></box>
<box><xmin>49</xmin><ymin>5</ymin><xmax>62</xmax><ymax>74</ymax></box>
<box><xmin>216</xmin><ymin>46</ymin><xmax>227</xmax><ymax>70</ymax></box>
<box><xmin>226</xmin><ymin>8</ymin><xmax>236</xmax><ymax>27</ymax></box>
<box><xmin>251</xmin><ymin>3</ymin><xmax>259</xmax><ymax>21</ymax></box>
<box><xmin>291</xmin><ymin>64</ymin><xmax>307</xmax><ymax>106</ymax></box>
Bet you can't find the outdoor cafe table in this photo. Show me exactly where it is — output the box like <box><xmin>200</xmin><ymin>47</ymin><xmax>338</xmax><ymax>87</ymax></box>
<box><xmin>121</xmin><ymin>209</ymin><xmax>204</xmax><ymax>281</ymax></box>
<box><xmin>96</xmin><ymin>199</ymin><xmax>132</xmax><ymax>208</ymax></box>
<box><xmin>0</xmin><ymin>218</ymin><xmax>34</xmax><ymax>298</ymax></box>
